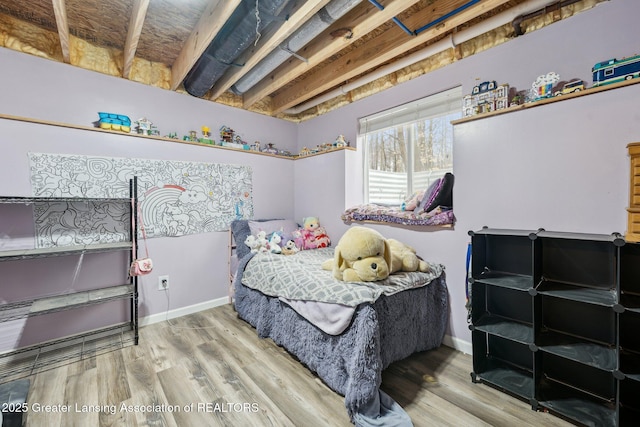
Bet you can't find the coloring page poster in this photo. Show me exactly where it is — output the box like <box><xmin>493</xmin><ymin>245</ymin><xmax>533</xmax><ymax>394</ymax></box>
<box><xmin>29</xmin><ymin>153</ymin><xmax>253</xmax><ymax>247</ymax></box>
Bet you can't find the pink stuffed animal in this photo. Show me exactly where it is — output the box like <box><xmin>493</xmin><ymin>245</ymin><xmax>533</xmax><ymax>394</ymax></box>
<box><xmin>294</xmin><ymin>217</ymin><xmax>331</xmax><ymax>250</ymax></box>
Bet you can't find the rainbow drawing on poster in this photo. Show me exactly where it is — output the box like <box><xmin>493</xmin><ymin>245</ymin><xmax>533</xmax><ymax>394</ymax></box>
<box><xmin>28</xmin><ymin>153</ymin><xmax>253</xmax><ymax>247</ymax></box>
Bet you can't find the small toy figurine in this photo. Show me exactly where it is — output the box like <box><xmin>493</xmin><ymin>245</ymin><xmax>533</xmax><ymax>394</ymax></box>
<box><xmin>334</xmin><ymin>135</ymin><xmax>348</xmax><ymax>147</ymax></box>
<box><xmin>252</xmin><ymin>141</ymin><xmax>261</xmax><ymax>151</ymax></box>
<box><xmin>199</xmin><ymin>126</ymin><xmax>213</xmax><ymax>144</ymax></box>
<box><xmin>188</xmin><ymin>130</ymin><xmax>197</xmax><ymax>141</ymax></box>
<box><xmin>219</xmin><ymin>126</ymin><xmax>234</xmax><ymax>144</ymax></box>
<box><xmin>299</xmin><ymin>147</ymin><xmax>311</xmax><ymax>156</ymax></box>
<box><xmin>134</xmin><ymin>117</ymin><xmax>154</xmax><ymax>135</ymax></box>
<box><xmin>530</xmin><ymin>72</ymin><xmax>560</xmax><ymax>101</ymax></box>
<box><xmin>262</xmin><ymin>143</ymin><xmax>278</xmax><ymax>154</ymax></box>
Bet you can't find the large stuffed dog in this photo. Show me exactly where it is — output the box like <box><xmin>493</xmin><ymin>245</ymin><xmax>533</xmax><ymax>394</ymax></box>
<box><xmin>321</xmin><ymin>226</ymin><xmax>429</xmax><ymax>282</ymax></box>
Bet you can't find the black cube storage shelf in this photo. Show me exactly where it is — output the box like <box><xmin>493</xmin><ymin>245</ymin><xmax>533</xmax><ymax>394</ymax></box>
<box><xmin>469</xmin><ymin>227</ymin><xmax>640</xmax><ymax>427</ymax></box>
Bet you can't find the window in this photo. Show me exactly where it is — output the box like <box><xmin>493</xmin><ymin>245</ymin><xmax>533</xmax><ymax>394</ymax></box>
<box><xmin>359</xmin><ymin>87</ymin><xmax>462</xmax><ymax>204</ymax></box>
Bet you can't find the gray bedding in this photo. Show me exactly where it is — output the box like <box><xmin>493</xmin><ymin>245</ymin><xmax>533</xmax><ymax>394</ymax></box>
<box><xmin>241</xmin><ymin>247</ymin><xmax>445</xmax><ymax>306</ymax></box>
<box><xmin>233</xmin><ymin>250</ymin><xmax>449</xmax><ymax>425</ymax></box>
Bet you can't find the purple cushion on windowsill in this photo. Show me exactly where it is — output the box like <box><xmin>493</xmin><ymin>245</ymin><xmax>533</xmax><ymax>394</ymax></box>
<box><xmin>415</xmin><ymin>178</ymin><xmax>443</xmax><ymax>214</ymax></box>
<box><xmin>416</xmin><ymin>173</ymin><xmax>454</xmax><ymax>214</ymax></box>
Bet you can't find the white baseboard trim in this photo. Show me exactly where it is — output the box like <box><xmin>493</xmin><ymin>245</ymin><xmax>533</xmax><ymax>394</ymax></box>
<box><xmin>442</xmin><ymin>334</ymin><xmax>472</xmax><ymax>355</ymax></box>
<box><xmin>140</xmin><ymin>297</ymin><xmax>229</xmax><ymax>327</ymax></box>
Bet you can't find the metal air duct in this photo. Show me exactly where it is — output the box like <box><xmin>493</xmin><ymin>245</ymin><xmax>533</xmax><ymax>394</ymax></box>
<box><xmin>183</xmin><ymin>0</ymin><xmax>295</xmax><ymax>98</ymax></box>
<box><xmin>231</xmin><ymin>0</ymin><xmax>362</xmax><ymax>94</ymax></box>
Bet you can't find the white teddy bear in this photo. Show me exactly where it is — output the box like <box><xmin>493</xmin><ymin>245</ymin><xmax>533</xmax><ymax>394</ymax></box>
<box><xmin>256</xmin><ymin>230</ymin><xmax>270</xmax><ymax>253</ymax></box>
<box><xmin>244</xmin><ymin>235</ymin><xmax>260</xmax><ymax>253</ymax></box>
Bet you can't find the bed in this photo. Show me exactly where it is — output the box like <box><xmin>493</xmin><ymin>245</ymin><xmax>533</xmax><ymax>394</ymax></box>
<box><xmin>229</xmin><ymin>219</ymin><xmax>449</xmax><ymax>426</ymax></box>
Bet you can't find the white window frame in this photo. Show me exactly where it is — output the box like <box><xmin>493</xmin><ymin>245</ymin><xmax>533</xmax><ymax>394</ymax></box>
<box><xmin>358</xmin><ymin>86</ymin><xmax>462</xmax><ymax>204</ymax></box>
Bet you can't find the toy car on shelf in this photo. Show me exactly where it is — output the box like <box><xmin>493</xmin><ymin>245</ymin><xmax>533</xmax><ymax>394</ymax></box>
<box><xmin>554</xmin><ymin>79</ymin><xmax>585</xmax><ymax>96</ymax></box>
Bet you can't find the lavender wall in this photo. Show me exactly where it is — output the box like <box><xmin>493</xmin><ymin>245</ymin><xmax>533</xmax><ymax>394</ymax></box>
<box><xmin>1</xmin><ymin>49</ymin><xmax>296</xmax><ymax>152</ymax></box>
<box><xmin>296</xmin><ymin>0</ymin><xmax>640</xmax><ymax>351</ymax></box>
<box><xmin>293</xmin><ymin>149</ymin><xmax>360</xmax><ymax>239</ymax></box>
<box><xmin>0</xmin><ymin>48</ymin><xmax>297</xmax><ymax>349</ymax></box>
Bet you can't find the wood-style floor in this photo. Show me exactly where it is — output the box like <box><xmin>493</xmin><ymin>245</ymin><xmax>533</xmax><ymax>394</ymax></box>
<box><xmin>21</xmin><ymin>304</ymin><xmax>573</xmax><ymax>427</ymax></box>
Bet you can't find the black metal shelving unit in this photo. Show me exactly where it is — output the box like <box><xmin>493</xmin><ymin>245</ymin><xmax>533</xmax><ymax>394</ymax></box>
<box><xmin>469</xmin><ymin>227</ymin><xmax>640</xmax><ymax>426</ymax></box>
<box><xmin>0</xmin><ymin>178</ymin><xmax>139</xmax><ymax>383</ymax></box>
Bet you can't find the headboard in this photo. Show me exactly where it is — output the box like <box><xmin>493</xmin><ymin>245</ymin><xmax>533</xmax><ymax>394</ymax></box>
<box><xmin>228</xmin><ymin>218</ymin><xmax>300</xmax><ymax>302</ymax></box>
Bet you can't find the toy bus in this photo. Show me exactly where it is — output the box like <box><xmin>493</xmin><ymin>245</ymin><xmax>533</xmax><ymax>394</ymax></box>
<box><xmin>592</xmin><ymin>54</ymin><xmax>640</xmax><ymax>87</ymax></box>
<box><xmin>555</xmin><ymin>79</ymin><xmax>585</xmax><ymax>95</ymax></box>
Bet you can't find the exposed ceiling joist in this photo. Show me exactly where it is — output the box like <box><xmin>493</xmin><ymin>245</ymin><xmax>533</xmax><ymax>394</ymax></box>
<box><xmin>242</xmin><ymin>0</ymin><xmax>423</xmax><ymax>109</ymax></box>
<box><xmin>123</xmin><ymin>0</ymin><xmax>150</xmax><ymax>79</ymax></box>
<box><xmin>170</xmin><ymin>0</ymin><xmax>243</xmax><ymax>91</ymax></box>
<box><xmin>270</xmin><ymin>0</ymin><xmax>513</xmax><ymax>114</ymax></box>
<box><xmin>0</xmin><ymin>0</ymin><xmax>603</xmax><ymax>121</ymax></box>
<box><xmin>51</xmin><ymin>0</ymin><xmax>70</xmax><ymax>63</ymax></box>
<box><xmin>208</xmin><ymin>0</ymin><xmax>333</xmax><ymax>101</ymax></box>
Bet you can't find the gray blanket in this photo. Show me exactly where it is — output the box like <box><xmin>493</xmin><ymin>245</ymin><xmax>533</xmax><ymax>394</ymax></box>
<box><xmin>241</xmin><ymin>247</ymin><xmax>445</xmax><ymax>306</ymax></box>
<box><xmin>233</xmin><ymin>251</ymin><xmax>449</xmax><ymax>425</ymax></box>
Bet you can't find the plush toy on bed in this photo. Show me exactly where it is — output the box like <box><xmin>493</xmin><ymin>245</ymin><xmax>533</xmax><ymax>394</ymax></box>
<box><xmin>244</xmin><ymin>235</ymin><xmax>260</xmax><ymax>253</ymax></box>
<box><xmin>281</xmin><ymin>239</ymin><xmax>299</xmax><ymax>255</ymax></box>
<box><xmin>321</xmin><ymin>226</ymin><xmax>429</xmax><ymax>282</ymax></box>
<box><xmin>294</xmin><ymin>216</ymin><xmax>331</xmax><ymax>250</ymax></box>
<box><xmin>254</xmin><ymin>230</ymin><xmax>270</xmax><ymax>253</ymax></box>
<box><xmin>267</xmin><ymin>232</ymin><xmax>282</xmax><ymax>254</ymax></box>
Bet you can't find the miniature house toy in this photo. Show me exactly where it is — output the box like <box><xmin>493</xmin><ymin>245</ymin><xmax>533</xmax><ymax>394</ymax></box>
<box><xmin>219</xmin><ymin>126</ymin><xmax>234</xmax><ymax>144</ymax></box>
<box><xmin>462</xmin><ymin>81</ymin><xmax>509</xmax><ymax>117</ymax></box>
<box><xmin>133</xmin><ymin>117</ymin><xmax>158</xmax><ymax>135</ymax></box>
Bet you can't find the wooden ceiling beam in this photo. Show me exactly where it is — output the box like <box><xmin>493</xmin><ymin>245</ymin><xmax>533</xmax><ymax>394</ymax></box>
<box><xmin>51</xmin><ymin>0</ymin><xmax>70</xmax><ymax>63</ymax></box>
<box><xmin>123</xmin><ymin>0</ymin><xmax>150</xmax><ymax>79</ymax></box>
<box><xmin>242</xmin><ymin>0</ymin><xmax>422</xmax><ymax>109</ymax></box>
<box><xmin>170</xmin><ymin>0</ymin><xmax>242</xmax><ymax>91</ymax></box>
<box><xmin>208</xmin><ymin>0</ymin><xmax>333</xmax><ymax>101</ymax></box>
<box><xmin>270</xmin><ymin>0</ymin><xmax>512</xmax><ymax>114</ymax></box>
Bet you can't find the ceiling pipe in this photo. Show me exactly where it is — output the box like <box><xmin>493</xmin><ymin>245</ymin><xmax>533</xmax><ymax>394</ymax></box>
<box><xmin>234</xmin><ymin>0</ymin><xmax>478</xmax><ymax>96</ymax></box>
<box><xmin>183</xmin><ymin>0</ymin><xmax>294</xmax><ymax>98</ymax></box>
<box><xmin>284</xmin><ymin>0</ymin><xmax>585</xmax><ymax>115</ymax></box>
<box><xmin>367</xmin><ymin>0</ymin><xmax>414</xmax><ymax>36</ymax></box>
<box><xmin>232</xmin><ymin>0</ymin><xmax>362</xmax><ymax>95</ymax></box>
<box><xmin>512</xmin><ymin>0</ymin><xmax>582</xmax><ymax>36</ymax></box>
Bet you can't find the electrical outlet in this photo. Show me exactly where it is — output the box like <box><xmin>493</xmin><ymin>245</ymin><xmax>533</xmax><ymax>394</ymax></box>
<box><xmin>158</xmin><ymin>275</ymin><xmax>169</xmax><ymax>291</ymax></box>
